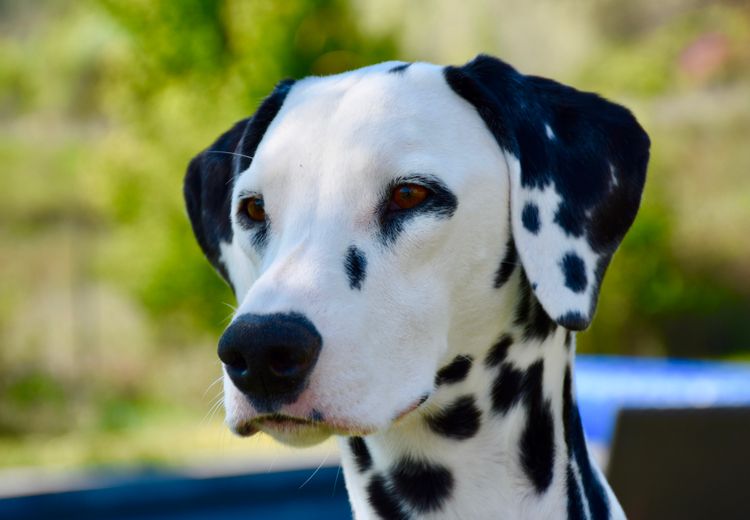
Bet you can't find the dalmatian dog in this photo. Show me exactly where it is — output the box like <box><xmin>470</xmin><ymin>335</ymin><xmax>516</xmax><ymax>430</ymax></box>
<box><xmin>184</xmin><ymin>54</ymin><xmax>649</xmax><ymax>519</ymax></box>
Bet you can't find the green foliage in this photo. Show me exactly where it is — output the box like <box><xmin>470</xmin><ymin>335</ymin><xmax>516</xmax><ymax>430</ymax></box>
<box><xmin>1</xmin><ymin>0</ymin><xmax>749</xmax><ymax>464</ymax></box>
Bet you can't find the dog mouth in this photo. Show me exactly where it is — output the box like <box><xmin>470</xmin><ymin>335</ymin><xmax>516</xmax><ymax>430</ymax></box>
<box><xmin>232</xmin><ymin>413</ymin><xmax>376</xmax><ymax>440</ymax></box>
<box><xmin>229</xmin><ymin>394</ymin><xmax>430</xmax><ymax>441</ymax></box>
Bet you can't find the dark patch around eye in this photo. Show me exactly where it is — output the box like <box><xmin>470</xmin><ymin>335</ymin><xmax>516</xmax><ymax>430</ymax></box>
<box><xmin>236</xmin><ymin>196</ymin><xmax>271</xmax><ymax>251</ymax></box>
<box><xmin>378</xmin><ymin>175</ymin><xmax>458</xmax><ymax>245</ymax></box>
<box><xmin>345</xmin><ymin>246</ymin><xmax>367</xmax><ymax>290</ymax></box>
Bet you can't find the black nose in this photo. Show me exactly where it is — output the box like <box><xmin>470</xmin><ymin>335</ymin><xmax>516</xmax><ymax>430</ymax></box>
<box><xmin>218</xmin><ymin>312</ymin><xmax>322</xmax><ymax>411</ymax></box>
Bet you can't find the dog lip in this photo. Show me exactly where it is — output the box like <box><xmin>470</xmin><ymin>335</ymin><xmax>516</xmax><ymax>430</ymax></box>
<box><xmin>232</xmin><ymin>421</ymin><xmax>259</xmax><ymax>437</ymax></box>
<box><xmin>252</xmin><ymin>413</ymin><xmax>376</xmax><ymax>436</ymax></box>
<box><xmin>257</xmin><ymin>414</ymin><xmax>315</xmax><ymax>427</ymax></box>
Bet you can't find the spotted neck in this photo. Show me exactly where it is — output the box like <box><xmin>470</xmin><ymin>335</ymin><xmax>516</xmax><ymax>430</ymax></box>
<box><xmin>338</xmin><ymin>277</ymin><xmax>623</xmax><ymax>519</ymax></box>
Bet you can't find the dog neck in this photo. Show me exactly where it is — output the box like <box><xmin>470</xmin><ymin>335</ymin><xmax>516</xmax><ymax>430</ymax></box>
<box><xmin>339</xmin><ymin>272</ymin><xmax>624</xmax><ymax>519</ymax></box>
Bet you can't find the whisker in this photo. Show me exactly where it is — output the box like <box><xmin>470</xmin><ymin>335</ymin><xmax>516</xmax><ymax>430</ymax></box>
<box><xmin>332</xmin><ymin>464</ymin><xmax>342</xmax><ymax>497</ymax></box>
<box><xmin>201</xmin><ymin>391</ymin><xmax>225</xmax><ymax>425</ymax></box>
<box><xmin>299</xmin><ymin>449</ymin><xmax>331</xmax><ymax>490</ymax></box>
<box><xmin>221</xmin><ymin>302</ymin><xmax>238</xmax><ymax>326</ymax></box>
<box><xmin>206</xmin><ymin>150</ymin><xmax>255</xmax><ymax>161</ymax></box>
<box><xmin>202</xmin><ymin>375</ymin><xmax>225</xmax><ymax>398</ymax></box>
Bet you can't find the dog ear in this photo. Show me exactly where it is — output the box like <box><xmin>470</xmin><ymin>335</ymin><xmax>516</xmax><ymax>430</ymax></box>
<box><xmin>445</xmin><ymin>55</ymin><xmax>650</xmax><ymax>330</ymax></box>
<box><xmin>183</xmin><ymin>79</ymin><xmax>296</xmax><ymax>290</ymax></box>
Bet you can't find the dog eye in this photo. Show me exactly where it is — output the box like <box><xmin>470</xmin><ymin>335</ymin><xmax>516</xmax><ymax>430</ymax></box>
<box><xmin>389</xmin><ymin>183</ymin><xmax>430</xmax><ymax>211</ymax></box>
<box><xmin>244</xmin><ymin>196</ymin><xmax>266</xmax><ymax>221</ymax></box>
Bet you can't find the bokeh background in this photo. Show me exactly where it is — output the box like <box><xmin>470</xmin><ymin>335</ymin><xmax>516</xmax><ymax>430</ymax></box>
<box><xmin>1</xmin><ymin>0</ymin><xmax>749</xmax><ymax>472</ymax></box>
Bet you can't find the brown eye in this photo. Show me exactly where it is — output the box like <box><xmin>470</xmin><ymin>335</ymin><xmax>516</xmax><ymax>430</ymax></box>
<box><xmin>244</xmin><ymin>196</ymin><xmax>265</xmax><ymax>221</ymax></box>
<box><xmin>390</xmin><ymin>183</ymin><xmax>429</xmax><ymax>210</ymax></box>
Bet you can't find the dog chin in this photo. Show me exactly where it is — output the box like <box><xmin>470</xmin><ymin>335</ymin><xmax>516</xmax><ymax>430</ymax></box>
<box><xmin>256</xmin><ymin>420</ymin><xmax>333</xmax><ymax>447</ymax></box>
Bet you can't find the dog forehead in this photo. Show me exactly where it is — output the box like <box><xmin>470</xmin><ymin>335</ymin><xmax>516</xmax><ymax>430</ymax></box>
<box><xmin>241</xmin><ymin>62</ymin><xmax>498</xmax><ymax>190</ymax></box>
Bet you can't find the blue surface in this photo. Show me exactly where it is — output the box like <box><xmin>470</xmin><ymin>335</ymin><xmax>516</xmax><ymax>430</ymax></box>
<box><xmin>576</xmin><ymin>355</ymin><xmax>750</xmax><ymax>444</ymax></box>
<box><xmin>0</xmin><ymin>466</ymin><xmax>351</xmax><ymax>520</ymax></box>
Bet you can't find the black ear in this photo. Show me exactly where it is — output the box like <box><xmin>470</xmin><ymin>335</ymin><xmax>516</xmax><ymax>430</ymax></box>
<box><xmin>183</xmin><ymin>79</ymin><xmax>295</xmax><ymax>289</ymax></box>
<box><xmin>445</xmin><ymin>55</ymin><xmax>650</xmax><ymax>330</ymax></box>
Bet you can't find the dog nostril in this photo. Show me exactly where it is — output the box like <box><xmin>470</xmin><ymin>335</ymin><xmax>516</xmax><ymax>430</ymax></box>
<box><xmin>222</xmin><ymin>349</ymin><xmax>248</xmax><ymax>372</ymax></box>
<box><xmin>267</xmin><ymin>347</ymin><xmax>311</xmax><ymax>378</ymax></box>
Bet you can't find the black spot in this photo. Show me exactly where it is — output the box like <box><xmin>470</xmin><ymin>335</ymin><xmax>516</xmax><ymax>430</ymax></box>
<box><xmin>485</xmin><ymin>334</ymin><xmax>513</xmax><ymax>367</ymax></box>
<box><xmin>558</xmin><ymin>310</ymin><xmax>588</xmax><ymax>331</ymax></box>
<box><xmin>378</xmin><ymin>174</ymin><xmax>458</xmax><ymax>245</ymax></box>
<box><xmin>349</xmin><ymin>436</ymin><xmax>373</xmax><ymax>473</ymax></box>
<box><xmin>566</xmin><ymin>464</ymin><xmax>586</xmax><ymax>519</ymax></box>
<box><xmin>367</xmin><ymin>474</ymin><xmax>408</xmax><ymax>520</ymax></box>
<box><xmin>250</xmin><ymin>219</ymin><xmax>270</xmax><ymax>250</ymax></box>
<box><xmin>435</xmin><ymin>355</ymin><xmax>473</xmax><ymax>386</ymax></box>
<box><xmin>561</xmin><ymin>252</ymin><xmax>587</xmax><ymax>293</ymax></box>
<box><xmin>345</xmin><ymin>246</ymin><xmax>367</xmax><ymax>290</ymax></box>
<box><xmin>390</xmin><ymin>458</ymin><xmax>454</xmax><ymax>513</ymax></box>
<box><xmin>491</xmin><ymin>363</ymin><xmax>524</xmax><ymax>414</ymax></box>
<box><xmin>494</xmin><ymin>234</ymin><xmax>517</xmax><ymax>288</ymax></box>
<box><xmin>515</xmin><ymin>272</ymin><xmax>556</xmax><ymax>341</ymax></box>
<box><xmin>554</xmin><ymin>204</ymin><xmax>583</xmax><ymax>238</ymax></box>
<box><xmin>425</xmin><ymin>395</ymin><xmax>481</xmax><ymax>440</ymax></box>
<box><xmin>521</xmin><ymin>203</ymin><xmax>541</xmax><ymax>234</ymax></box>
<box><xmin>519</xmin><ymin>360</ymin><xmax>555</xmax><ymax>493</ymax></box>
<box><xmin>184</xmin><ymin>79</ymin><xmax>296</xmax><ymax>286</ymax></box>
<box><xmin>562</xmin><ymin>365</ymin><xmax>573</xmax><ymax>455</ymax></box>
<box><xmin>527</xmin><ymin>298</ymin><xmax>557</xmax><ymax>341</ymax></box>
<box><xmin>514</xmin><ymin>271</ymin><xmax>533</xmax><ymax>327</ymax></box>
<box><xmin>565</xmin><ymin>331</ymin><xmax>573</xmax><ymax>349</ymax></box>
<box><xmin>564</xmin><ymin>368</ymin><xmax>610</xmax><ymax>518</ymax></box>
<box><xmin>310</xmin><ymin>409</ymin><xmax>324</xmax><ymax>422</ymax></box>
<box><xmin>389</xmin><ymin>63</ymin><xmax>411</xmax><ymax>74</ymax></box>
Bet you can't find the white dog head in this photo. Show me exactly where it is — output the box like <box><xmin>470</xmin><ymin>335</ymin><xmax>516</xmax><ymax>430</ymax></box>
<box><xmin>184</xmin><ymin>55</ymin><xmax>649</xmax><ymax>445</ymax></box>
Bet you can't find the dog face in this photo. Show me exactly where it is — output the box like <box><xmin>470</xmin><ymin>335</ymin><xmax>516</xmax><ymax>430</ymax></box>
<box><xmin>184</xmin><ymin>56</ymin><xmax>649</xmax><ymax>445</ymax></box>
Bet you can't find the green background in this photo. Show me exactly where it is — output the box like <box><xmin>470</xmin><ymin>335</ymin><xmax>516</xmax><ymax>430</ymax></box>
<box><xmin>1</xmin><ymin>0</ymin><xmax>749</xmax><ymax>468</ymax></box>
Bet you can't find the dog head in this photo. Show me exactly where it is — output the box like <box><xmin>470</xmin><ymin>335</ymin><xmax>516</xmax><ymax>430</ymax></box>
<box><xmin>184</xmin><ymin>55</ymin><xmax>649</xmax><ymax>445</ymax></box>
